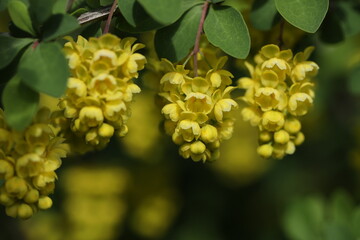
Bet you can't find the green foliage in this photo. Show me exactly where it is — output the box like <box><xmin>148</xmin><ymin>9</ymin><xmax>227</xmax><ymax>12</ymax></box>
<box><xmin>250</xmin><ymin>0</ymin><xmax>278</xmax><ymax>31</ymax></box>
<box><xmin>204</xmin><ymin>5</ymin><xmax>250</xmax><ymax>59</ymax></box>
<box><xmin>18</xmin><ymin>42</ymin><xmax>69</xmax><ymax>97</ymax></box>
<box><xmin>0</xmin><ymin>36</ymin><xmax>33</xmax><ymax>69</ymax></box>
<box><xmin>283</xmin><ymin>196</ymin><xmax>325</xmax><ymax>240</ymax></box>
<box><xmin>154</xmin><ymin>5</ymin><xmax>202</xmax><ymax>62</ymax></box>
<box><xmin>7</xmin><ymin>0</ymin><xmax>36</xmax><ymax>35</ymax></box>
<box><xmin>275</xmin><ymin>0</ymin><xmax>329</xmax><ymax>33</ymax></box>
<box><xmin>29</xmin><ymin>0</ymin><xmax>57</xmax><ymax>25</ymax></box>
<box><xmin>0</xmin><ymin>0</ymin><xmax>10</xmax><ymax>11</ymax></box>
<box><xmin>52</xmin><ymin>0</ymin><xmax>67</xmax><ymax>14</ymax></box>
<box><xmin>42</xmin><ymin>14</ymin><xmax>80</xmax><ymax>41</ymax></box>
<box><xmin>99</xmin><ymin>0</ymin><xmax>113</xmax><ymax>6</ymax></box>
<box><xmin>137</xmin><ymin>0</ymin><xmax>183</xmax><ymax>25</ymax></box>
<box><xmin>348</xmin><ymin>66</ymin><xmax>360</xmax><ymax>95</ymax></box>
<box><xmin>2</xmin><ymin>75</ymin><xmax>39</xmax><ymax>131</ymax></box>
<box><xmin>283</xmin><ymin>191</ymin><xmax>360</xmax><ymax>240</ymax></box>
<box><xmin>117</xmin><ymin>0</ymin><xmax>164</xmax><ymax>32</ymax></box>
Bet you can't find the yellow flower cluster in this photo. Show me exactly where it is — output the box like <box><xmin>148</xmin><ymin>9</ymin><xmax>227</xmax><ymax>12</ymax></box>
<box><xmin>159</xmin><ymin>57</ymin><xmax>238</xmax><ymax>162</ymax></box>
<box><xmin>57</xmin><ymin>34</ymin><xmax>146</xmax><ymax>151</ymax></box>
<box><xmin>238</xmin><ymin>44</ymin><xmax>318</xmax><ymax>159</ymax></box>
<box><xmin>0</xmin><ymin>108</ymin><xmax>68</xmax><ymax>219</ymax></box>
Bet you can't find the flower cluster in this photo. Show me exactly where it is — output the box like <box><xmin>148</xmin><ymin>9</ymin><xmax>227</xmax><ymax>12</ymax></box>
<box><xmin>0</xmin><ymin>108</ymin><xmax>68</xmax><ymax>219</ymax></box>
<box><xmin>56</xmin><ymin>34</ymin><xmax>146</xmax><ymax>152</ymax></box>
<box><xmin>238</xmin><ymin>44</ymin><xmax>318</xmax><ymax>159</ymax></box>
<box><xmin>159</xmin><ymin>57</ymin><xmax>238</xmax><ymax>162</ymax></box>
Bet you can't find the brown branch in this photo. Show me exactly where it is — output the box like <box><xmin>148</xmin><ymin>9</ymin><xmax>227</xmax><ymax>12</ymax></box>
<box><xmin>103</xmin><ymin>0</ymin><xmax>118</xmax><ymax>34</ymax></box>
<box><xmin>193</xmin><ymin>1</ymin><xmax>210</xmax><ymax>77</ymax></box>
<box><xmin>77</xmin><ymin>5</ymin><xmax>115</xmax><ymax>25</ymax></box>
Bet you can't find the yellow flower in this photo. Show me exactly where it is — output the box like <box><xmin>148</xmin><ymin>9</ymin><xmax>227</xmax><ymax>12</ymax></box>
<box><xmin>159</xmin><ymin>57</ymin><xmax>237</xmax><ymax>162</ymax></box>
<box><xmin>0</xmin><ymin>108</ymin><xmax>68</xmax><ymax>219</ymax></box>
<box><xmin>238</xmin><ymin>44</ymin><xmax>318</xmax><ymax>159</ymax></box>
<box><xmin>58</xmin><ymin>34</ymin><xmax>146</xmax><ymax>153</ymax></box>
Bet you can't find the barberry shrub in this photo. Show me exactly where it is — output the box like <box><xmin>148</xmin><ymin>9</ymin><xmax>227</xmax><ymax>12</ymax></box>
<box><xmin>0</xmin><ymin>2</ymin><xmax>359</xmax><ymax>239</ymax></box>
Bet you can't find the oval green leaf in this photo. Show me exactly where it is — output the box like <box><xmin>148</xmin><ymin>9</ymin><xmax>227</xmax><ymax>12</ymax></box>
<box><xmin>18</xmin><ymin>42</ymin><xmax>69</xmax><ymax>97</ymax></box>
<box><xmin>7</xmin><ymin>0</ymin><xmax>36</xmax><ymax>35</ymax></box>
<box><xmin>250</xmin><ymin>0</ymin><xmax>279</xmax><ymax>31</ymax></box>
<box><xmin>29</xmin><ymin>0</ymin><xmax>56</xmax><ymax>25</ymax></box>
<box><xmin>137</xmin><ymin>0</ymin><xmax>182</xmax><ymax>25</ymax></box>
<box><xmin>0</xmin><ymin>36</ymin><xmax>33</xmax><ymax>69</ymax></box>
<box><xmin>154</xmin><ymin>5</ymin><xmax>202</xmax><ymax>62</ymax></box>
<box><xmin>42</xmin><ymin>14</ymin><xmax>80</xmax><ymax>41</ymax></box>
<box><xmin>2</xmin><ymin>74</ymin><xmax>39</xmax><ymax>131</ymax></box>
<box><xmin>204</xmin><ymin>5</ymin><xmax>250</xmax><ymax>59</ymax></box>
<box><xmin>275</xmin><ymin>0</ymin><xmax>329</xmax><ymax>33</ymax></box>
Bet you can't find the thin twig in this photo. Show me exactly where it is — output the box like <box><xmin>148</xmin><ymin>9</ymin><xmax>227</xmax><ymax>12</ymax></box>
<box><xmin>77</xmin><ymin>5</ymin><xmax>114</xmax><ymax>25</ymax></box>
<box><xmin>193</xmin><ymin>1</ymin><xmax>210</xmax><ymax>77</ymax></box>
<box><xmin>103</xmin><ymin>0</ymin><xmax>118</xmax><ymax>34</ymax></box>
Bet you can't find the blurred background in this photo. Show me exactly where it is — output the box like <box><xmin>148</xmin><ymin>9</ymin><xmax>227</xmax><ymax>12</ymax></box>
<box><xmin>1</xmin><ymin>0</ymin><xmax>360</xmax><ymax>239</ymax></box>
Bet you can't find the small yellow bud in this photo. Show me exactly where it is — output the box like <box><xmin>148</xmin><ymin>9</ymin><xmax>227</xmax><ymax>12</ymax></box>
<box><xmin>24</xmin><ymin>189</ymin><xmax>39</xmax><ymax>204</ymax></box>
<box><xmin>5</xmin><ymin>177</ymin><xmax>28</xmax><ymax>198</ymax></box>
<box><xmin>257</xmin><ymin>144</ymin><xmax>273</xmax><ymax>158</ymax></box>
<box><xmin>286</xmin><ymin>141</ymin><xmax>296</xmax><ymax>154</ymax></box>
<box><xmin>0</xmin><ymin>160</ymin><xmax>14</xmax><ymax>179</ymax></box>
<box><xmin>119</xmin><ymin>125</ymin><xmax>129</xmax><ymax>137</ymax></box>
<box><xmin>0</xmin><ymin>191</ymin><xmax>15</xmax><ymax>206</ymax></box>
<box><xmin>98</xmin><ymin>123</ymin><xmax>114</xmax><ymax>138</ymax></box>
<box><xmin>17</xmin><ymin>203</ymin><xmax>33</xmax><ymax>219</ymax></box>
<box><xmin>5</xmin><ymin>203</ymin><xmax>19</xmax><ymax>218</ymax></box>
<box><xmin>262</xmin><ymin>111</ymin><xmax>285</xmax><ymax>131</ymax></box>
<box><xmin>201</xmin><ymin>125</ymin><xmax>218</xmax><ymax>143</ymax></box>
<box><xmin>294</xmin><ymin>132</ymin><xmax>305</xmax><ymax>145</ymax></box>
<box><xmin>284</xmin><ymin>118</ymin><xmax>301</xmax><ymax>134</ymax></box>
<box><xmin>274</xmin><ymin>130</ymin><xmax>290</xmax><ymax>144</ymax></box>
<box><xmin>259</xmin><ymin>131</ymin><xmax>272</xmax><ymax>142</ymax></box>
<box><xmin>190</xmin><ymin>141</ymin><xmax>206</xmax><ymax>155</ymax></box>
<box><xmin>38</xmin><ymin>196</ymin><xmax>53</xmax><ymax>210</ymax></box>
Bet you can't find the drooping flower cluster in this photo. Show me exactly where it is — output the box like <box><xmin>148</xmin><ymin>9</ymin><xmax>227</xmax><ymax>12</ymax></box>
<box><xmin>159</xmin><ymin>57</ymin><xmax>238</xmax><ymax>162</ymax></box>
<box><xmin>56</xmin><ymin>34</ymin><xmax>146</xmax><ymax>152</ymax></box>
<box><xmin>0</xmin><ymin>108</ymin><xmax>68</xmax><ymax>219</ymax></box>
<box><xmin>238</xmin><ymin>44</ymin><xmax>318</xmax><ymax>159</ymax></box>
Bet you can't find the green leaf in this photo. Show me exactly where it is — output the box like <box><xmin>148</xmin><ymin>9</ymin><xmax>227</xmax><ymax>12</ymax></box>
<box><xmin>154</xmin><ymin>5</ymin><xmax>202</xmax><ymax>62</ymax></box>
<box><xmin>117</xmin><ymin>0</ymin><xmax>164</xmax><ymax>32</ymax></box>
<box><xmin>337</xmin><ymin>1</ymin><xmax>360</xmax><ymax>37</ymax></box>
<box><xmin>53</xmin><ymin>0</ymin><xmax>67</xmax><ymax>14</ymax></box>
<box><xmin>18</xmin><ymin>42</ymin><xmax>69</xmax><ymax>97</ymax></box>
<box><xmin>275</xmin><ymin>0</ymin><xmax>329</xmax><ymax>33</ymax></box>
<box><xmin>100</xmin><ymin>0</ymin><xmax>113</xmax><ymax>6</ymax></box>
<box><xmin>137</xmin><ymin>0</ymin><xmax>182</xmax><ymax>25</ymax></box>
<box><xmin>250</xmin><ymin>0</ymin><xmax>279</xmax><ymax>31</ymax></box>
<box><xmin>330</xmin><ymin>190</ymin><xmax>354</xmax><ymax>226</ymax></box>
<box><xmin>282</xmin><ymin>197</ymin><xmax>325</xmax><ymax>240</ymax></box>
<box><xmin>2</xmin><ymin>75</ymin><xmax>39</xmax><ymax>131</ymax></box>
<box><xmin>42</xmin><ymin>14</ymin><xmax>80</xmax><ymax>41</ymax></box>
<box><xmin>324</xmin><ymin>222</ymin><xmax>356</xmax><ymax>240</ymax></box>
<box><xmin>0</xmin><ymin>0</ymin><xmax>10</xmax><ymax>11</ymax></box>
<box><xmin>352</xmin><ymin>208</ymin><xmax>360</xmax><ymax>237</ymax></box>
<box><xmin>29</xmin><ymin>0</ymin><xmax>56</xmax><ymax>25</ymax></box>
<box><xmin>211</xmin><ymin>0</ymin><xmax>224</xmax><ymax>3</ymax></box>
<box><xmin>204</xmin><ymin>5</ymin><xmax>250</xmax><ymax>59</ymax></box>
<box><xmin>348</xmin><ymin>66</ymin><xmax>360</xmax><ymax>95</ymax></box>
<box><xmin>0</xmin><ymin>36</ymin><xmax>33</xmax><ymax>69</ymax></box>
<box><xmin>8</xmin><ymin>0</ymin><xmax>36</xmax><ymax>35</ymax></box>
<box><xmin>86</xmin><ymin>0</ymin><xmax>100</xmax><ymax>8</ymax></box>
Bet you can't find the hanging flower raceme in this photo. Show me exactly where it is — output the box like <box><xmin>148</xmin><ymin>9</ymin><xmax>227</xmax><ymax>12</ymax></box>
<box><xmin>0</xmin><ymin>108</ymin><xmax>68</xmax><ymax>219</ymax></box>
<box><xmin>54</xmin><ymin>34</ymin><xmax>146</xmax><ymax>153</ymax></box>
<box><xmin>238</xmin><ymin>44</ymin><xmax>318</xmax><ymax>159</ymax></box>
<box><xmin>159</xmin><ymin>57</ymin><xmax>238</xmax><ymax>162</ymax></box>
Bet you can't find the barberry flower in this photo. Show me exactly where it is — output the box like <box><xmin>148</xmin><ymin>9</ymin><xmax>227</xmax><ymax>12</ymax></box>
<box><xmin>238</xmin><ymin>44</ymin><xmax>318</xmax><ymax>159</ymax></box>
<box><xmin>159</xmin><ymin>57</ymin><xmax>237</xmax><ymax>162</ymax></box>
<box><xmin>0</xmin><ymin>108</ymin><xmax>68</xmax><ymax>219</ymax></box>
<box><xmin>55</xmin><ymin>34</ymin><xmax>146</xmax><ymax>153</ymax></box>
